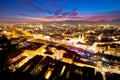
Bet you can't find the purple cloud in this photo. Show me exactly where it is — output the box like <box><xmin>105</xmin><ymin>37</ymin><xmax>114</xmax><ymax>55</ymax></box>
<box><xmin>54</xmin><ymin>8</ymin><xmax>63</xmax><ymax>15</ymax></box>
<box><xmin>0</xmin><ymin>16</ymin><xmax>18</xmax><ymax>19</ymax></box>
<box><xmin>88</xmin><ymin>10</ymin><xmax>120</xmax><ymax>21</ymax></box>
<box><xmin>69</xmin><ymin>8</ymin><xmax>78</xmax><ymax>16</ymax></box>
<box><xmin>0</xmin><ymin>16</ymin><xmax>42</xmax><ymax>23</ymax></box>
<box><xmin>47</xmin><ymin>0</ymin><xmax>66</xmax><ymax>8</ymax></box>
<box><xmin>18</xmin><ymin>14</ymin><xmax>33</xmax><ymax>17</ymax></box>
<box><xmin>62</xmin><ymin>8</ymin><xmax>78</xmax><ymax>17</ymax></box>
<box><xmin>62</xmin><ymin>12</ymin><xmax>70</xmax><ymax>16</ymax></box>
<box><xmin>97</xmin><ymin>10</ymin><xmax>120</xmax><ymax>16</ymax></box>
<box><xmin>20</xmin><ymin>0</ymin><xmax>52</xmax><ymax>14</ymax></box>
<box><xmin>48</xmin><ymin>0</ymin><xmax>59</xmax><ymax>8</ymax></box>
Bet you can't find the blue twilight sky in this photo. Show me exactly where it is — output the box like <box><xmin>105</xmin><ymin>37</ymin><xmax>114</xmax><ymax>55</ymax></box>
<box><xmin>0</xmin><ymin>0</ymin><xmax>120</xmax><ymax>23</ymax></box>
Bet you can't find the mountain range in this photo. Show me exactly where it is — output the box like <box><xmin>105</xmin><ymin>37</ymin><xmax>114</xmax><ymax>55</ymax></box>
<box><xmin>1</xmin><ymin>19</ymin><xmax>120</xmax><ymax>25</ymax></box>
<box><xmin>42</xmin><ymin>19</ymin><xmax>120</xmax><ymax>25</ymax></box>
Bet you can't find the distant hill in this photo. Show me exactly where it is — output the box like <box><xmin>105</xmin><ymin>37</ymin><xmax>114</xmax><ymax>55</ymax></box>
<box><xmin>110</xmin><ymin>19</ymin><xmax>120</xmax><ymax>25</ymax></box>
<box><xmin>42</xmin><ymin>20</ymin><xmax>94</xmax><ymax>24</ymax></box>
<box><xmin>96</xmin><ymin>20</ymin><xmax>109</xmax><ymax>24</ymax></box>
<box><xmin>1</xmin><ymin>19</ymin><xmax>120</xmax><ymax>25</ymax></box>
<box><xmin>42</xmin><ymin>19</ymin><xmax>120</xmax><ymax>25</ymax></box>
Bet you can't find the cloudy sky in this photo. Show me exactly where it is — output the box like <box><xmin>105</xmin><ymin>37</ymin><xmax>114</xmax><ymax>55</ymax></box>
<box><xmin>0</xmin><ymin>0</ymin><xmax>120</xmax><ymax>23</ymax></box>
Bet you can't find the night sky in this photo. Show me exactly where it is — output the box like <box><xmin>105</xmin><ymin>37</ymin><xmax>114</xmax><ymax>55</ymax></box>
<box><xmin>0</xmin><ymin>0</ymin><xmax>120</xmax><ymax>23</ymax></box>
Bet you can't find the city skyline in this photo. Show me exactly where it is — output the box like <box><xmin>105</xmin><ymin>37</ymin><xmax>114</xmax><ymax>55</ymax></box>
<box><xmin>0</xmin><ymin>0</ymin><xmax>120</xmax><ymax>23</ymax></box>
